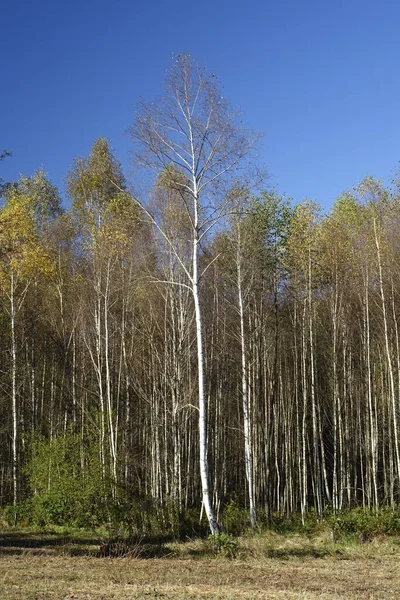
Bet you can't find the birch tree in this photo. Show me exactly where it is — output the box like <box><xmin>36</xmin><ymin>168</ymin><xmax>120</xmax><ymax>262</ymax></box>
<box><xmin>129</xmin><ymin>54</ymin><xmax>260</xmax><ymax>534</ymax></box>
<box><xmin>68</xmin><ymin>138</ymin><xmax>139</xmax><ymax>492</ymax></box>
<box><xmin>0</xmin><ymin>172</ymin><xmax>58</xmax><ymax>515</ymax></box>
<box><xmin>287</xmin><ymin>201</ymin><xmax>327</xmax><ymax>517</ymax></box>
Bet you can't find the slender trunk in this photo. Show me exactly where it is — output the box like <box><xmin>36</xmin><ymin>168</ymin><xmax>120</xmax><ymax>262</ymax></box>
<box><xmin>308</xmin><ymin>249</ymin><xmax>322</xmax><ymax>516</ymax></box>
<box><xmin>11</xmin><ymin>271</ymin><xmax>17</xmax><ymax>517</ymax></box>
<box><xmin>193</xmin><ymin>216</ymin><xmax>218</xmax><ymax>533</ymax></box>
<box><xmin>374</xmin><ymin>218</ymin><xmax>400</xmax><ymax>490</ymax></box>
<box><xmin>104</xmin><ymin>259</ymin><xmax>117</xmax><ymax>486</ymax></box>
<box><xmin>332</xmin><ymin>285</ymin><xmax>339</xmax><ymax>511</ymax></box>
<box><xmin>364</xmin><ymin>269</ymin><xmax>378</xmax><ymax>507</ymax></box>
<box><xmin>301</xmin><ymin>299</ymin><xmax>308</xmax><ymax>523</ymax></box>
<box><xmin>237</xmin><ymin>232</ymin><xmax>256</xmax><ymax>526</ymax></box>
<box><xmin>94</xmin><ymin>286</ymin><xmax>106</xmax><ymax>480</ymax></box>
<box><xmin>121</xmin><ymin>295</ymin><xmax>131</xmax><ymax>485</ymax></box>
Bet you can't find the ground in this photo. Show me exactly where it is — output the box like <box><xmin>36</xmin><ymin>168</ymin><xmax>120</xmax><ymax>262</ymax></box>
<box><xmin>1</xmin><ymin>530</ymin><xmax>399</xmax><ymax>599</ymax></box>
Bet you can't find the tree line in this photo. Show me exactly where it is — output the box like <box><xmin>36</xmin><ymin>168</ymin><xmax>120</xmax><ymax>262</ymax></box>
<box><xmin>1</xmin><ymin>55</ymin><xmax>400</xmax><ymax>532</ymax></box>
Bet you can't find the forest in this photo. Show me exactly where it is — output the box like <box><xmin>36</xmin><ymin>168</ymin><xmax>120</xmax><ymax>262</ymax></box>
<box><xmin>1</xmin><ymin>55</ymin><xmax>400</xmax><ymax>536</ymax></box>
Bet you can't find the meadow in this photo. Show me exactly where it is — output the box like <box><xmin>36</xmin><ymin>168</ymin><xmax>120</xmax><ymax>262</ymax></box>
<box><xmin>1</xmin><ymin>527</ymin><xmax>399</xmax><ymax>599</ymax></box>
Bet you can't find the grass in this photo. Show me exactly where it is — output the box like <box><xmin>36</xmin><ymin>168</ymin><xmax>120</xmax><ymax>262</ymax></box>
<box><xmin>1</xmin><ymin>527</ymin><xmax>400</xmax><ymax>599</ymax></box>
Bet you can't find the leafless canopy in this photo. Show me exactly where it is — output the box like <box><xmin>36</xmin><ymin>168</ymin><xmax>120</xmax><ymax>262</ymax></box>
<box><xmin>129</xmin><ymin>54</ymin><xmax>262</xmax><ymax>218</ymax></box>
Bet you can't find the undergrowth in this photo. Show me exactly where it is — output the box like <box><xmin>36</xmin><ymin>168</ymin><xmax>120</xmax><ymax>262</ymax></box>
<box><xmin>3</xmin><ymin>496</ymin><xmax>400</xmax><ymax>560</ymax></box>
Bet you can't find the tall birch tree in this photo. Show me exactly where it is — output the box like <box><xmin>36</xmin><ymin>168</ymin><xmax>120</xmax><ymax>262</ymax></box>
<box><xmin>0</xmin><ymin>172</ymin><xmax>58</xmax><ymax>514</ymax></box>
<box><xmin>129</xmin><ymin>54</ymin><xmax>260</xmax><ymax>534</ymax></box>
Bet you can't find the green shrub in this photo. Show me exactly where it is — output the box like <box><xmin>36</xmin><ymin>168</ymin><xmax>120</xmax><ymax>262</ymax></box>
<box><xmin>222</xmin><ymin>498</ymin><xmax>250</xmax><ymax>536</ymax></box>
<box><xmin>209</xmin><ymin>532</ymin><xmax>239</xmax><ymax>558</ymax></box>
<box><xmin>3</xmin><ymin>499</ymin><xmax>33</xmax><ymax>527</ymax></box>
<box><xmin>19</xmin><ymin>432</ymin><xmax>107</xmax><ymax>527</ymax></box>
<box><xmin>177</xmin><ymin>507</ymin><xmax>208</xmax><ymax>539</ymax></box>
<box><xmin>268</xmin><ymin>509</ymin><xmax>320</xmax><ymax>535</ymax></box>
<box><xmin>328</xmin><ymin>507</ymin><xmax>400</xmax><ymax>538</ymax></box>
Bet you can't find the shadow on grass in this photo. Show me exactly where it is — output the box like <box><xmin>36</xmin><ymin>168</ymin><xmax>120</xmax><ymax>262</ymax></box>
<box><xmin>0</xmin><ymin>530</ymin><xmax>349</xmax><ymax>560</ymax></box>
<box><xmin>0</xmin><ymin>530</ymin><xmax>182</xmax><ymax>559</ymax></box>
<box><xmin>0</xmin><ymin>530</ymin><xmax>101</xmax><ymax>556</ymax></box>
<box><xmin>263</xmin><ymin>545</ymin><xmax>343</xmax><ymax>559</ymax></box>
<box><xmin>97</xmin><ymin>538</ymin><xmax>174</xmax><ymax>559</ymax></box>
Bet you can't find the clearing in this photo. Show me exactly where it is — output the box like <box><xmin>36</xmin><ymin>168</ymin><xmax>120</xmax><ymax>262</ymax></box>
<box><xmin>0</xmin><ymin>529</ymin><xmax>399</xmax><ymax>599</ymax></box>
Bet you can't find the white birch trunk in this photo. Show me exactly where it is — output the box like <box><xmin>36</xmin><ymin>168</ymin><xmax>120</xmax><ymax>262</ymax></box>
<box><xmin>104</xmin><ymin>259</ymin><xmax>117</xmax><ymax>486</ymax></box>
<box><xmin>11</xmin><ymin>271</ymin><xmax>17</xmax><ymax>517</ymax></box>
<box><xmin>373</xmin><ymin>217</ymin><xmax>400</xmax><ymax>486</ymax></box>
<box><xmin>237</xmin><ymin>235</ymin><xmax>256</xmax><ymax>526</ymax></box>
<box><xmin>193</xmin><ymin>233</ymin><xmax>219</xmax><ymax>534</ymax></box>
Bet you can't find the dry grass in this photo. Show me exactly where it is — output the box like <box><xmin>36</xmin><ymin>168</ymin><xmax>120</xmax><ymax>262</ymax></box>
<box><xmin>1</xmin><ymin>529</ymin><xmax>400</xmax><ymax>599</ymax></box>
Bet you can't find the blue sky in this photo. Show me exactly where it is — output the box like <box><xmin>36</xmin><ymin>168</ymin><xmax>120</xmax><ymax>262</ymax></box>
<box><xmin>1</xmin><ymin>0</ymin><xmax>400</xmax><ymax>210</ymax></box>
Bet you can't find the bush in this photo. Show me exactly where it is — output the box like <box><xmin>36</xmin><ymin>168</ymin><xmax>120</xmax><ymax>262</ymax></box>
<box><xmin>209</xmin><ymin>532</ymin><xmax>239</xmax><ymax>558</ymax></box>
<box><xmin>3</xmin><ymin>499</ymin><xmax>33</xmax><ymax>527</ymax></box>
<box><xmin>19</xmin><ymin>432</ymin><xmax>108</xmax><ymax>527</ymax></box>
<box><xmin>328</xmin><ymin>507</ymin><xmax>400</xmax><ymax>538</ymax></box>
<box><xmin>221</xmin><ymin>498</ymin><xmax>250</xmax><ymax>536</ymax></box>
<box><xmin>268</xmin><ymin>509</ymin><xmax>320</xmax><ymax>536</ymax></box>
<box><xmin>177</xmin><ymin>507</ymin><xmax>208</xmax><ymax>539</ymax></box>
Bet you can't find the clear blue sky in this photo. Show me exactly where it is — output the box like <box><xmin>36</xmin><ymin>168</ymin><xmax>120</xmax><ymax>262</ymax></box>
<box><xmin>1</xmin><ymin>0</ymin><xmax>400</xmax><ymax>210</ymax></box>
